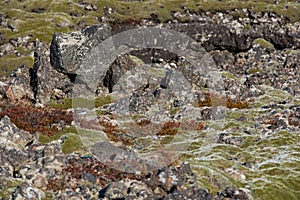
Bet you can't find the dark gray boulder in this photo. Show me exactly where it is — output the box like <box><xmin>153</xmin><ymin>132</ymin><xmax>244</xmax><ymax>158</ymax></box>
<box><xmin>50</xmin><ymin>24</ymin><xmax>112</xmax><ymax>75</ymax></box>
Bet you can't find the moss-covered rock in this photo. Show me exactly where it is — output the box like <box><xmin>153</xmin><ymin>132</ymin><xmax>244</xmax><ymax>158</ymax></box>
<box><xmin>253</xmin><ymin>38</ymin><xmax>275</xmax><ymax>49</ymax></box>
<box><xmin>0</xmin><ymin>178</ymin><xmax>23</xmax><ymax>199</ymax></box>
<box><xmin>0</xmin><ymin>54</ymin><xmax>34</xmax><ymax>79</ymax></box>
<box><xmin>62</xmin><ymin>132</ymin><xmax>86</xmax><ymax>153</ymax></box>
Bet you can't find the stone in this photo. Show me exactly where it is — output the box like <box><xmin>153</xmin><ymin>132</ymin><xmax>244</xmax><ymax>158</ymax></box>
<box><xmin>0</xmin><ymin>116</ymin><xmax>33</xmax><ymax>148</ymax></box>
<box><xmin>99</xmin><ymin>181</ymin><xmax>128</xmax><ymax>199</ymax></box>
<box><xmin>50</xmin><ymin>24</ymin><xmax>112</xmax><ymax>75</ymax></box>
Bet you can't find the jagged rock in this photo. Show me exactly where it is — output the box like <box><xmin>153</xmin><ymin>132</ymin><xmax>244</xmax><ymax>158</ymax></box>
<box><xmin>100</xmin><ymin>54</ymin><xmax>137</xmax><ymax>93</ymax></box>
<box><xmin>12</xmin><ymin>182</ymin><xmax>45</xmax><ymax>200</ymax></box>
<box><xmin>222</xmin><ymin>186</ymin><xmax>248</xmax><ymax>200</ymax></box>
<box><xmin>50</xmin><ymin>24</ymin><xmax>112</xmax><ymax>75</ymax></box>
<box><xmin>99</xmin><ymin>181</ymin><xmax>128</xmax><ymax>199</ymax></box>
<box><xmin>0</xmin><ymin>116</ymin><xmax>33</xmax><ymax>148</ymax></box>
<box><xmin>217</xmin><ymin>132</ymin><xmax>243</xmax><ymax>146</ymax></box>
<box><xmin>110</xmin><ymin>64</ymin><xmax>196</xmax><ymax>114</ymax></box>
<box><xmin>163</xmin><ymin>187</ymin><xmax>213</xmax><ymax>200</ymax></box>
<box><xmin>4</xmin><ymin>41</ymin><xmax>73</xmax><ymax>104</ymax></box>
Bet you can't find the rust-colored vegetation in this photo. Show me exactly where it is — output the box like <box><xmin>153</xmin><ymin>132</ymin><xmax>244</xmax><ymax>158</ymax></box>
<box><xmin>0</xmin><ymin>103</ymin><xmax>73</xmax><ymax>135</ymax></box>
<box><xmin>135</xmin><ymin>118</ymin><xmax>151</xmax><ymax>126</ymax></box>
<box><xmin>226</xmin><ymin>98</ymin><xmax>249</xmax><ymax>109</ymax></box>
<box><xmin>196</xmin><ymin>92</ymin><xmax>249</xmax><ymax>109</ymax></box>
<box><xmin>47</xmin><ymin>157</ymin><xmax>144</xmax><ymax>191</ymax></box>
<box><xmin>157</xmin><ymin>121</ymin><xmax>181</xmax><ymax>136</ymax></box>
<box><xmin>99</xmin><ymin>117</ymin><xmax>132</xmax><ymax>145</ymax></box>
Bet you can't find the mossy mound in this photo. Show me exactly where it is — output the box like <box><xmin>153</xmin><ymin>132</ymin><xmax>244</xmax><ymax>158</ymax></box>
<box><xmin>253</xmin><ymin>38</ymin><xmax>275</xmax><ymax>49</ymax></box>
<box><xmin>0</xmin><ymin>54</ymin><xmax>34</xmax><ymax>79</ymax></box>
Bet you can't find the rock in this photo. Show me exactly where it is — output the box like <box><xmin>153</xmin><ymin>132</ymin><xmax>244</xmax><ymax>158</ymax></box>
<box><xmin>11</xmin><ymin>182</ymin><xmax>45</xmax><ymax>200</ymax></box>
<box><xmin>4</xmin><ymin>41</ymin><xmax>73</xmax><ymax>104</ymax></box>
<box><xmin>223</xmin><ymin>186</ymin><xmax>248</xmax><ymax>200</ymax></box>
<box><xmin>100</xmin><ymin>54</ymin><xmax>137</xmax><ymax>93</ymax></box>
<box><xmin>0</xmin><ymin>116</ymin><xmax>33</xmax><ymax>148</ymax></box>
<box><xmin>5</xmin><ymin>83</ymin><xmax>34</xmax><ymax>104</ymax></box>
<box><xmin>99</xmin><ymin>181</ymin><xmax>128</xmax><ymax>199</ymax></box>
<box><xmin>50</xmin><ymin>24</ymin><xmax>112</xmax><ymax>75</ymax></box>
<box><xmin>31</xmin><ymin>173</ymin><xmax>47</xmax><ymax>189</ymax></box>
<box><xmin>217</xmin><ymin>132</ymin><xmax>243</xmax><ymax>146</ymax></box>
<box><xmin>164</xmin><ymin>187</ymin><xmax>213</xmax><ymax>200</ymax></box>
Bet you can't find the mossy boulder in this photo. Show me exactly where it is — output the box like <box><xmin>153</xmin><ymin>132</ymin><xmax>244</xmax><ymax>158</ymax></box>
<box><xmin>253</xmin><ymin>38</ymin><xmax>275</xmax><ymax>49</ymax></box>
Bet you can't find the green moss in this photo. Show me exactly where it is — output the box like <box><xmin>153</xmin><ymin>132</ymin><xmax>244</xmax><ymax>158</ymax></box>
<box><xmin>38</xmin><ymin>126</ymin><xmax>78</xmax><ymax>144</ymax></box>
<box><xmin>95</xmin><ymin>95</ymin><xmax>112</xmax><ymax>107</ymax></box>
<box><xmin>170</xmin><ymin>107</ymin><xmax>180</xmax><ymax>116</ymax></box>
<box><xmin>16</xmin><ymin>46</ymin><xmax>31</xmax><ymax>55</ymax></box>
<box><xmin>147</xmin><ymin>67</ymin><xmax>166</xmax><ymax>78</ymax></box>
<box><xmin>62</xmin><ymin>132</ymin><xmax>86</xmax><ymax>153</ymax></box>
<box><xmin>220</xmin><ymin>71</ymin><xmax>236</xmax><ymax>79</ymax></box>
<box><xmin>247</xmin><ymin>67</ymin><xmax>261</xmax><ymax>74</ymax></box>
<box><xmin>0</xmin><ymin>0</ymin><xmax>299</xmax><ymax>47</ymax></box>
<box><xmin>77</xmin><ymin>127</ymin><xmax>108</xmax><ymax>147</ymax></box>
<box><xmin>129</xmin><ymin>55</ymin><xmax>144</xmax><ymax>65</ymax></box>
<box><xmin>131</xmin><ymin>114</ymin><xmax>146</xmax><ymax>121</ymax></box>
<box><xmin>0</xmin><ymin>54</ymin><xmax>34</xmax><ymax>78</ymax></box>
<box><xmin>0</xmin><ymin>179</ymin><xmax>22</xmax><ymax>199</ymax></box>
<box><xmin>253</xmin><ymin>38</ymin><xmax>275</xmax><ymax>49</ymax></box>
<box><xmin>43</xmin><ymin>192</ymin><xmax>55</xmax><ymax>200</ymax></box>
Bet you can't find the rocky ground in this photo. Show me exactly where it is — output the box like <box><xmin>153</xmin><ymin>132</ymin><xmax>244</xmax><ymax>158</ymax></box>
<box><xmin>0</xmin><ymin>1</ymin><xmax>299</xmax><ymax>200</ymax></box>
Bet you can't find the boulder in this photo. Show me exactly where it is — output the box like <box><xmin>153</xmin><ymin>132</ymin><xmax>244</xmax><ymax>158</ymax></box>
<box><xmin>50</xmin><ymin>24</ymin><xmax>112</xmax><ymax>75</ymax></box>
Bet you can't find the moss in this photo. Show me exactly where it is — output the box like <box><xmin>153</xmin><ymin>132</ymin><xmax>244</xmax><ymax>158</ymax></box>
<box><xmin>42</xmin><ymin>192</ymin><xmax>55</xmax><ymax>200</ymax></box>
<box><xmin>247</xmin><ymin>67</ymin><xmax>261</xmax><ymax>74</ymax></box>
<box><xmin>95</xmin><ymin>95</ymin><xmax>112</xmax><ymax>107</ymax></box>
<box><xmin>220</xmin><ymin>72</ymin><xmax>236</xmax><ymax>79</ymax></box>
<box><xmin>0</xmin><ymin>0</ymin><xmax>299</xmax><ymax>48</ymax></box>
<box><xmin>147</xmin><ymin>67</ymin><xmax>167</xmax><ymax>78</ymax></box>
<box><xmin>62</xmin><ymin>132</ymin><xmax>86</xmax><ymax>153</ymax></box>
<box><xmin>0</xmin><ymin>179</ymin><xmax>22</xmax><ymax>199</ymax></box>
<box><xmin>157</xmin><ymin>121</ymin><xmax>180</xmax><ymax>136</ymax></box>
<box><xmin>38</xmin><ymin>126</ymin><xmax>78</xmax><ymax>144</ymax></box>
<box><xmin>76</xmin><ymin>127</ymin><xmax>108</xmax><ymax>147</ymax></box>
<box><xmin>131</xmin><ymin>114</ymin><xmax>146</xmax><ymax>121</ymax></box>
<box><xmin>16</xmin><ymin>46</ymin><xmax>31</xmax><ymax>55</ymax></box>
<box><xmin>170</xmin><ymin>107</ymin><xmax>180</xmax><ymax>116</ymax></box>
<box><xmin>253</xmin><ymin>38</ymin><xmax>275</xmax><ymax>49</ymax></box>
<box><xmin>0</xmin><ymin>54</ymin><xmax>34</xmax><ymax>78</ymax></box>
<box><xmin>129</xmin><ymin>55</ymin><xmax>144</xmax><ymax>65</ymax></box>
<box><xmin>0</xmin><ymin>104</ymin><xmax>73</xmax><ymax>135</ymax></box>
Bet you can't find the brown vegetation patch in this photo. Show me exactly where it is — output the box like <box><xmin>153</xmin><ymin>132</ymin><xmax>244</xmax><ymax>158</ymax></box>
<box><xmin>47</xmin><ymin>157</ymin><xmax>144</xmax><ymax>191</ymax></box>
<box><xmin>157</xmin><ymin>121</ymin><xmax>181</xmax><ymax>136</ymax></box>
<box><xmin>99</xmin><ymin>117</ymin><xmax>132</xmax><ymax>145</ymax></box>
<box><xmin>196</xmin><ymin>92</ymin><xmax>249</xmax><ymax>109</ymax></box>
<box><xmin>0</xmin><ymin>103</ymin><xmax>73</xmax><ymax>135</ymax></box>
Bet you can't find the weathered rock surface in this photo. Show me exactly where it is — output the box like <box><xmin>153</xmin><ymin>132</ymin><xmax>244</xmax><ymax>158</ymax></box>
<box><xmin>3</xmin><ymin>40</ymin><xmax>73</xmax><ymax>104</ymax></box>
<box><xmin>50</xmin><ymin>24</ymin><xmax>112</xmax><ymax>75</ymax></box>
